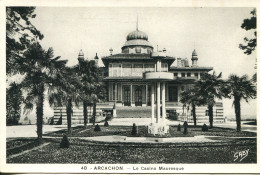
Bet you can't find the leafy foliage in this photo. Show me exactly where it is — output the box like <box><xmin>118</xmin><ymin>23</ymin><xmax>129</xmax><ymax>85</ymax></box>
<box><xmin>202</xmin><ymin>124</ymin><xmax>208</xmax><ymax>132</ymax></box>
<box><xmin>183</xmin><ymin>121</ymin><xmax>188</xmax><ymax>134</ymax></box>
<box><xmin>223</xmin><ymin>74</ymin><xmax>256</xmax><ymax>132</ymax></box>
<box><xmin>194</xmin><ymin>72</ymin><xmax>224</xmax><ymax>128</ymax></box>
<box><xmin>239</xmin><ymin>9</ymin><xmax>257</xmax><ymax>55</ymax></box>
<box><xmin>6</xmin><ymin>7</ymin><xmax>44</xmax><ymax>75</ymax></box>
<box><xmin>104</xmin><ymin>120</ymin><xmax>109</xmax><ymax>127</ymax></box>
<box><xmin>180</xmin><ymin>86</ymin><xmax>205</xmax><ymax>126</ymax></box>
<box><xmin>131</xmin><ymin>123</ymin><xmax>137</xmax><ymax>135</ymax></box>
<box><xmin>94</xmin><ymin>124</ymin><xmax>101</xmax><ymax>132</ymax></box>
<box><xmin>20</xmin><ymin>43</ymin><xmax>67</xmax><ymax>142</ymax></box>
<box><xmin>60</xmin><ymin>135</ymin><xmax>70</xmax><ymax>148</ymax></box>
<box><xmin>177</xmin><ymin>124</ymin><xmax>181</xmax><ymax>131</ymax></box>
<box><xmin>6</xmin><ymin>82</ymin><xmax>23</xmax><ymax>125</ymax></box>
<box><xmin>75</xmin><ymin>59</ymin><xmax>106</xmax><ymax>126</ymax></box>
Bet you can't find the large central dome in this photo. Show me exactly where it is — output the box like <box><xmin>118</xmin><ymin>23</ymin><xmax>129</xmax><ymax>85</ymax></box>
<box><xmin>122</xmin><ymin>29</ymin><xmax>153</xmax><ymax>54</ymax></box>
<box><xmin>126</xmin><ymin>30</ymin><xmax>148</xmax><ymax>41</ymax></box>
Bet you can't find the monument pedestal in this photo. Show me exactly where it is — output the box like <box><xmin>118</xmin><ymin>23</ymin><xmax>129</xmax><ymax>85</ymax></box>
<box><xmin>148</xmin><ymin>123</ymin><xmax>169</xmax><ymax>135</ymax></box>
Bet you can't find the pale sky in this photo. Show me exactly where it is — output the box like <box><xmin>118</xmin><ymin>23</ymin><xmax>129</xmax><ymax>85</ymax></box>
<box><xmin>21</xmin><ymin>7</ymin><xmax>257</xmax><ymax>119</ymax></box>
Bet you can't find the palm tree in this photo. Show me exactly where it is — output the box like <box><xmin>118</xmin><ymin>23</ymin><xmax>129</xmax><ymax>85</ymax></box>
<box><xmin>89</xmin><ymin>62</ymin><xmax>106</xmax><ymax>125</ymax></box>
<box><xmin>49</xmin><ymin>66</ymin><xmax>81</xmax><ymax>134</ymax></box>
<box><xmin>76</xmin><ymin>59</ymin><xmax>106</xmax><ymax>125</ymax></box>
<box><xmin>76</xmin><ymin>59</ymin><xmax>93</xmax><ymax>128</ymax></box>
<box><xmin>21</xmin><ymin>43</ymin><xmax>67</xmax><ymax>143</ymax></box>
<box><xmin>6</xmin><ymin>82</ymin><xmax>23</xmax><ymax>125</ymax></box>
<box><xmin>224</xmin><ymin>74</ymin><xmax>256</xmax><ymax>132</ymax></box>
<box><xmin>195</xmin><ymin>72</ymin><xmax>224</xmax><ymax>128</ymax></box>
<box><xmin>180</xmin><ymin>87</ymin><xmax>205</xmax><ymax>126</ymax></box>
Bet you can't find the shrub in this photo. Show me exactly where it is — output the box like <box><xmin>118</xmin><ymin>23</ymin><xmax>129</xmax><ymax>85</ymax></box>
<box><xmin>183</xmin><ymin>121</ymin><xmax>188</xmax><ymax>134</ymax></box>
<box><xmin>131</xmin><ymin>123</ymin><xmax>137</xmax><ymax>135</ymax></box>
<box><xmin>94</xmin><ymin>124</ymin><xmax>101</xmax><ymax>131</ymax></box>
<box><xmin>104</xmin><ymin>120</ymin><xmax>109</xmax><ymax>127</ymax></box>
<box><xmin>49</xmin><ymin>117</ymin><xmax>54</xmax><ymax>125</ymax></box>
<box><xmin>60</xmin><ymin>135</ymin><xmax>69</xmax><ymax>148</ymax></box>
<box><xmin>56</xmin><ymin>115</ymin><xmax>62</xmax><ymax>125</ymax></box>
<box><xmin>202</xmin><ymin>124</ymin><xmax>209</xmax><ymax>132</ymax></box>
<box><xmin>105</xmin><ymin>114</ymin><xmax>113</xmax><ymax>121</ymax></box>
<box><xmin>177</xmin><ymin>124</ymin><xmax>181</xmax><ymax>131</ymax></box>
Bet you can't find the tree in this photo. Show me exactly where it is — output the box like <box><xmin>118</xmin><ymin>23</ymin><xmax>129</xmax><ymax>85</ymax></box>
<box><xmin>6</xmin><ymin>82</ymin><xmax>23</xmax><ymax>125</ymax></box>
<box><xmin>88</xmin><ymin>63</ymin><xmax>106</xmax><ymax>125</ymax></box>
<box><xmin>195</xmin><ymin>72</ymin><xmax>224</xmax><ymax>128</ymax></box>
<box><xmin>180</xmin><ymin>86</ymin><xmax>205</xmax><ymax>127</ymax></box>
<box><xmin>76</xmin><ymin>60</ymin><xmax>106</xmax><ymax>125</ymax></box>
<box><xmin>223</xmin><ymin>74</ymin><xmax>256</xmax><ymax>132</ymax></box>
<box><xmin>49</xmin><ymin>66</ymin><xmax>81</xmax><ymax>134</ymax></box>
<box><xmin>6</xmin><ymin>7</ymin><xmax>44</xmax><ymax>75</ymax></box>
<box><xmin>76</xmin><ymin>59</ymin><xmax>93</xmax><ymax>128</ymax></box>
<box><xmin>239</xmin><ymin>9</ymin><xmax>256</xmax><ymax>55</ymax></box>
<box><xmin>21</xmin><ymin>43</ymin><xmax>67</xmax><ymax>143</ymax></box>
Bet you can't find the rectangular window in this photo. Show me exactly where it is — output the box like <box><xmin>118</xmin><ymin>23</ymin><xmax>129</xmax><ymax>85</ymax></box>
<box><xmin>161</xmin><ymin>63</ymin><xmax>168</xmax><ymax>72</ymax></box>
<box><xmin>168</xmin><ymin>86</ymin><xmax>178</xmax><ymax>102</ymax></box>
<box><xmin>181</xmin><ymin>73</ymin><xmax>185</xmax><ymax>77</ymax></box>
<box><xmin>187</xmin><ymin>73</ymin><xmax>191</xmax><ymax>77</ymax></box>
<box><xmin>112</xmin><ymin>83</ymin><xmax>118</xmax><ymax>101</ymax></box>
<box><xmin>174</xmin><ymin>73</ymin><xmax>178</xmax><ymax>77</ymax></box>
<box><xmin>205</xmin><ymin>110</ymin><xmax>209</xmax><ymax>116</ymax></box>
<box><xmin>195</xmin><ymin>73</ymin><xmax>198</xmax><ymax>78</ymax></box>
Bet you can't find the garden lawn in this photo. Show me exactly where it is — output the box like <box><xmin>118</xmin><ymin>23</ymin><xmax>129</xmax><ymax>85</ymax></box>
<box><xmin>44</xmin><ymin>125</ymin><xmax>257</xmax><ymax>138</ymax></box>
<box><xmin>7</xmin><ymin>138</ymin><xmax>256</xmax><ymax>163</ymax></box>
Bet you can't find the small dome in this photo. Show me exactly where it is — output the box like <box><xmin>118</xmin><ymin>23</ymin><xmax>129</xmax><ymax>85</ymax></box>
<box><xmin>78</xmin><ymin>49</ymin><xmax>84</xmax><ymax>57</ymax></box>
<box><xmin>192</xmin><ymin>49</ymin><xmax>197</xmax><ymax>56</ymax></box>
<box><xmin>126</xmin><ymin>30</ymin><xmax>148</xmax><ymax>41</ymax></box>
<box><xmin>78</xmin><ymin>49</ymin><xmax>84</xmax><ymax>60</ymax></box>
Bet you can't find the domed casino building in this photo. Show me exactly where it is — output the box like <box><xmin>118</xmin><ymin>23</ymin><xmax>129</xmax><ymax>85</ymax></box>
<box><xmin>54</xmin><ymin>24</ymin><xmax>224</xmax><ymax>126</ymax></box>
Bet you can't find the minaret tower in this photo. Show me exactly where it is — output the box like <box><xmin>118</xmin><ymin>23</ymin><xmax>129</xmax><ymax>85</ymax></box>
<box><xmin>78</xmin><ymin>49</ymin><xmax>84</xmax><ymax>61</ymax></box>
<box><xmin>94</xmin><ymin>53</ymin><xmax>99</xmax><ymax>66</ymax></box>
<box><xmin>191</xmin><ymin>49</ymin><xmax>198</xmax><ymax>67</ymax></box>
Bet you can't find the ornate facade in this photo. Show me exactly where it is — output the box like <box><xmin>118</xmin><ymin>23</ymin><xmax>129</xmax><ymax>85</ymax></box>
<box><xmin>54</xmin><ymin>26</ymin><xmax>224</xmax><ymax>124</ymax></box>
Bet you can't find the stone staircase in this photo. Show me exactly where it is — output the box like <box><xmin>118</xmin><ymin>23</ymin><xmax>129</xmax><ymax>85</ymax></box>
<box><xmin>109</xmin><ymin>106</ymin><xmax>152</xmax><ymax>126</ymax></box>
<box><xmin>115</xmin><ymin>106</ymin><xmax>152</xmax><ymax>118</ymax></box>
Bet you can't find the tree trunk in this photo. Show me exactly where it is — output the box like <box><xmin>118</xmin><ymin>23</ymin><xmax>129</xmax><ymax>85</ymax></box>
<box><xmin>208</xmin><ymin>105</ymin><xmax>213</xmax><ymax>128</ymax></box>
<box><xmin>66</xmin><ymin>98</ymin><xmax>72</xmax><ymax>134</ymax></box>
<box><xmin>92</xmin><ymin>102</ymin><xmax>96</xmax><ymax>125</ymax></box>
<box><xmin>234</xmin><ymin>97</ymin><xmax>241</xmax><ymax>132</ymax></box>
<box><xmin>36</xmin><ymin>84</ymin><xmax>44</xmax><ymax>144</ymax></box>
<box><xmin>83</xmin><ymin>100</ymin><xmax>88</xmax><ymax>127</ymax></box>
<box><xmin>192</xmin><ymin>103</ymin><xmax>196</xmax><ymax>127</ymax></box>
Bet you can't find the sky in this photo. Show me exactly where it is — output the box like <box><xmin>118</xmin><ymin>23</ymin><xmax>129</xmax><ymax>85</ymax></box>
<box><xmin>18</xmin><ymin>7</ymin><xmax>257</xmax><ymax>121</ymax></box>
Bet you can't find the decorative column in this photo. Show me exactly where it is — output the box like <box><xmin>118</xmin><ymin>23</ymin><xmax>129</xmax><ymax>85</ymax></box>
<box><xmin>115</xmin><ymin>83</ymin><xmax>118</xmax><ymax>102</ymax></box>
<box><xmin>157</xmin><ymin>81</ymin><xmax>160</xmax><ymax>123</ymax></box>
<box><xmin>145</xmin><ymin>51</ymin><xmax>172</xmax><ymax>135</ymax></box>
<box><xmin>130</xmin><ymin>83</ymin><xmax>133</xmax><ymax>106</ymax></box>
<box><xmin>145</xmin><ymin>83</ymin><xmax>148</xmax><ymax>105</ymax></box>
<box><xmin>162</xmin><ymin>82</ymin><xmax>166</xmax><ymax>121</ymax></box>
<box><xmin>151</xmin><ymin>83</ymin><xmax>155</xmax><ymax>123</ymax></box>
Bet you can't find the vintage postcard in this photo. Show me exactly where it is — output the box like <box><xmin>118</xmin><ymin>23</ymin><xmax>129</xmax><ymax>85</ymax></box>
<box><xmin>0</xmin><ymin>0</ymin><xmax>259</xmax><ymax>174</ymax></box>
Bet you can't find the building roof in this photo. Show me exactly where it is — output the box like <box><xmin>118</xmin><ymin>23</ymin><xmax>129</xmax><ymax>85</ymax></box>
<box><xmin>104</xmin><ymin>75</ymin><xmax>199</xmax><ymax>83</ymax></box>
<box><xmin>170</xmin><ymin>66</ymin><xmax>213</xmax><ymax>71</ymax></box>
<box><xmin>122</xmin><ymin>39</ymin><xmax>153</xmax><ymax>49</ymax></box>
<box><xmin>102</xmin><ymin>53</ymin><xmax>175</xmax><ymax>64</ymax></box>
<box><xmin>104</xmin><ymin>76</ymin><xmax>144</xmax><ymax>81</ymax></box>
<box><xmin>192</xmin><ymin>49</ymin><xmax>197</xmax><ymax>56</ymax></box>
<box><xmin>127</xmin><ymin>30</ymin><xmax>148</xmax><ymax>41</ymax></box>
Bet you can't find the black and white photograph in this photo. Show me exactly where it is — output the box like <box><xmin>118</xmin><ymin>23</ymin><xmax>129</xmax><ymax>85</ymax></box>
<box><xmin>0</xmin><ymin>0</ymin><xmax>259</xmax><ymax>174</ymax></box>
